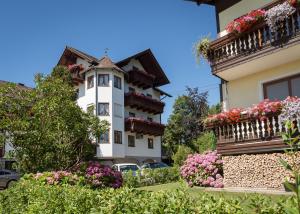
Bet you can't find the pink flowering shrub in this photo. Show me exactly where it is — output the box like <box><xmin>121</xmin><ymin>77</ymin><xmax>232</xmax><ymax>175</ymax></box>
<box><xmin>27</xmin><ymin>171</ymin><xmax>81</xmax><ymax>186</ymax></box>
<box><xmin>85</xmin><ymin>162</ymin><xmax>123</xmax><ymax>189</ymax></box>
<box><xmin>25</xmin><ymin>162</ymin><xmax>123</xmax><ymax>189</ymax></box>
<box><xmin>180</xmin><ymin>151</ymin><xmax>224</xmax><ymax>188</ymax></box>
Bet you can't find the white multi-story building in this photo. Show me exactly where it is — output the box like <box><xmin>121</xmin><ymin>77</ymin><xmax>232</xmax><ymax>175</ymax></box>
<box><xmin>58</xmin><ymin>47</ymin><xmax>171</xmax><ymax>164</ymax></box>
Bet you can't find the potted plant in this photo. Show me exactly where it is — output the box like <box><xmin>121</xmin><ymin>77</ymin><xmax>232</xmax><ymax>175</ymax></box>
<box><xmin>194</xmin><ymin>35</ymin><xmax>211</xmax><ymax>63</ymax></box>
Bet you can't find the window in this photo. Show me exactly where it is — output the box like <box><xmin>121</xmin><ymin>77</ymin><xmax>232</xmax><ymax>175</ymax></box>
<box><xmin>98</xmin><ymin>103</ymin><xmax>109</xmax><ymax>116</ymax></box>
<box><xmin>146</xmin><ymin>93</ymin><xmax>152</xmax><ymax>98</ymax></box>
<box><xmin>114</xmin><ymin>131</ymin><xmax>122</xmax><ymax>144</ymax></box>
<box><xmin>136</xmin><ymin>133</ymin><xmax>143</xmax><ymax>139</ymax></box>
<box><xmin>129</xmin><ymin>87</ymin><xmax>135</xmax><ymax>93</ymax></box>
<box><xmin>114</xmin><ymin>103</ymin><xmax>122</xmax><ymax>118</ymax></box>
<box><xmin>148</xmin><ymin>138</ymin><xmax>154</xmax><ymax>149</ymax></box>
<box><xmin>114</xmin><ymin>75</ymin><xmax>122</xmax><ymax>89</ymax></box>
<box><xmin>99</xmin><ymin>130</ymin><xmax>109</xmax><ymax>144</ymax></box>
<box><xmin>129</xmin><ymin>112</ymin><xmax>136</xmax><ymax>118</ymax></box>
<box><xmin>87</xmin><ymin>105</ymin><xmax>94</xmax><ymax>115</ymax></box>
<box><xmin>98</xmin><ymin>74</ymin><xmax>109</xmax><ymax>86</ymax></box>
<box><xmin>264</xmin><ymin>74</ymin><xmax>300</xmax><ymax>100</ymax></box>
<box><xmin>87</xmin><ymin>75</ymin><xmax>94</xmax><ymax>89</ymax></box>
<box><xmin>128</xmin><ymin>135</ymin><xmax>135</xmax><ymax>147</ymax></box>
<box><xmin>147</xmin><ymin>117</ymin><xmax>153</xmax><ymax>122</ymax></box>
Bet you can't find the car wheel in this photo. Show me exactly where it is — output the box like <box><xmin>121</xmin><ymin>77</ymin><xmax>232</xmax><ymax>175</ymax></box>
<box><xmin>6</xmin><ymin>180</ymin><xmax>17</xmax><ymax>189</ymax></box>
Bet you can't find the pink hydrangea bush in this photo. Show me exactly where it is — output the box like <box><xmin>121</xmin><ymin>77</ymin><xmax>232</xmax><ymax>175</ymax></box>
<box><xmin>85</xmin><ymin>162</ymin><xmax>123</xmax><ymax>189</ymax></box>
<box><xmin>180</xmin><ymin>151</ymin><xmax>224</xmax><ymax>188</ymax></box>
<box><xmin>29</xmin><ymin>171</ymin><xmax>81</xmax><ymax>185</ymax></box>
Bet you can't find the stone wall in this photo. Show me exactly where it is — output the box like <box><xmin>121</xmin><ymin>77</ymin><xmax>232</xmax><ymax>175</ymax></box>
<box><xmin>223</xmin><ymin>152</ymin><xmax>300</xmax><ymax>189</ymax></box>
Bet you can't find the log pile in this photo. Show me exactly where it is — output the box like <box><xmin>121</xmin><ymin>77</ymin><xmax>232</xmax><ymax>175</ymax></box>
<box><xmin>223</xmin><ymin>152</ymin><xmax>300</xmax><ymax>189</ymax></box>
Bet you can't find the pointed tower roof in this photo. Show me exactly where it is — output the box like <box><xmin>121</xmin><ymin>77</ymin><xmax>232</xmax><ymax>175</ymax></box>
<box><xmin>90</xmin><ymin>56</ymin><xmax>125</xmax><ymax>73</ymax></box>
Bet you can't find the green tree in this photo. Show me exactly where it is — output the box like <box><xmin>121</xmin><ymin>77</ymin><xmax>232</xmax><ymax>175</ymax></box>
<box><xmin>163</xmin><ymin>87</ymin><xmax>209</xmax><ymax>153</ymax></box>
<box><xmin>208</xmin><ymin>103</ymin><xmax>221</xmax><ymax>115</ymax></box>
<box><xmin>192</xmin><ymin>131</ymin><xmax>216</xmax><ymax>154</ymax></box>
<box><xmin>172</xmin><ymin>145</ymin><xmax>193</xmax><ymax>166</ymax></box>
<box><xmin>0</xmin><ymin>66</ymin><xmax>109</xmax><ymax>173</ymax></box>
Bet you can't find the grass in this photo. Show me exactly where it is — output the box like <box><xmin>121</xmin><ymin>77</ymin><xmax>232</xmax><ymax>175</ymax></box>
<box><xmin>138</xmin><ymin>182</ymin><xmax>290</xmax><ymax>212</ymax></box>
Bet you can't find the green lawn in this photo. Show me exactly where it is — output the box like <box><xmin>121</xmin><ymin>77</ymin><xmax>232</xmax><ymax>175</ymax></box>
<box><xmin>138</xmin><ymin>182</ymin><xmax>290</xmax><ymax>212</ymax></box>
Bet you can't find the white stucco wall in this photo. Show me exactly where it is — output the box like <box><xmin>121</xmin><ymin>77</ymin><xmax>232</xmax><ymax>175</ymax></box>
<box><xmin>125</xmin><ymin>133</ymin><xmax>161</xmax><ymax>158</ymax></box>
<box><xmin>222</xmin><ymin>59</ymin><xmax>300</xmax><ymax>110</ymax></box>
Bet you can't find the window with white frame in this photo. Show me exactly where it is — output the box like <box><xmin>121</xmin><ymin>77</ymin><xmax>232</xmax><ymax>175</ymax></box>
<box><xmin>128</xmin><ymin>135</ymin><xmax>135</xmax><ymax>147</ymax></box>
<box><xmin>98</xmin><ymin>103</ymin><xmax>109</xmax><ymax>116</ymax></box>
<box><xmin>99</xmin><ymin>130</ymin><xmax>109</xmax><ymax>144</ymax></box>
<box><xmin>263</xmin><ymin>74</ymin><xmax>300</xmax><ymax>100</ymax></box>
<box><xmin>87</xmin><ymin>75</ymin><xmax>94</xmax><ymax>89</ymax></box>
<box><xmin>114</xmin><ymin>75</ymin><xmax>122</xmax><ymax>89</ymax></box>
<box><xmin>114</xmin><ymin>131</ymin><xmax>122</xmax><ymax>144</ymax></box>
<box><xmin>98</xmin><ymin>74</ymin><xmax>109</xmax><ymax>86</ymax></box>
<box><xmin>148</xmin><ymin>138</ymin><xmax>154</xmax><ymax>149</ymax></box>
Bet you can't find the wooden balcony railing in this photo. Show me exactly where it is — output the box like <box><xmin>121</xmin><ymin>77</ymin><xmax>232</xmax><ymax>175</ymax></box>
<box><xmin>127</xmin><ymin>68</ymin><xmax>155</xmax><ymax>89</ymax></box>
<box><xmin>125</xmin><ymin>92</ymin><xmax>165</xmax><ymax>114</ymax></box>
<box><xmin>206</xmin><ymin>112</ymin><xmax>300</xmax><ymax>155</ymax></box>
<box><xmin>69</xmin><ymin>65</ymin><xmax>84</xmax><ymax>85</ymax></box>
<box><xmin>208</xmin><ymin>5</ymin><xmax>300</xmax><ymax>74</ymax></box>
<box><xmin>125</xmin><ymin>117</ymin><xmax>165</xmax><ymax>136</ymax></box>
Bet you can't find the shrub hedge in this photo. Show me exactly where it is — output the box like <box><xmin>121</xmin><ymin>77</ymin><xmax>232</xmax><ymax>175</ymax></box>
<box><xmin>0</xmin><ymin>180</ymin><xmax>297</xmax><ymax>214</ymax></box>
<box><xmin>123</xmin><ymin>167</ymin><xmax>180</xmax><ymax>188</ymax></box>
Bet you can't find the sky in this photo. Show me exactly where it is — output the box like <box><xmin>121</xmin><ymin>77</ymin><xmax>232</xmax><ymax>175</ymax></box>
<box><xmin>0</xmin><ymin>0</ymin><xmax>219</xmax><ymax>123</ymax></box>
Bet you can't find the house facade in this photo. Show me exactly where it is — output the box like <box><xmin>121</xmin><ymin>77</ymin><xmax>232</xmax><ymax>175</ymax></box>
<box><xmin>191</xmin><ymin>0</ymin><xmax>300</xmax><ymax>189</ymax></box>
<box><xmin>58</xmin><ymin>47</ymin><xmax>170</xmax><ymax>165</ymax></box>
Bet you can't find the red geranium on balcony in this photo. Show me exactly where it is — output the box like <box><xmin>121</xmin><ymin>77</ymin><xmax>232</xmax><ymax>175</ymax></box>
<box><xmin>249</xmin><ymin>99</ymin><xmax>282</xmax><ymax>121</ymax></box>
<box><xmin>226</xmin><ymin>9</ymin><xmax>265</xmax><ymax>34</ymax></box>
<box><xmin>67</xmin><ymin>64</ymin><xmax>84</xmax><ymax>72</ymax></box>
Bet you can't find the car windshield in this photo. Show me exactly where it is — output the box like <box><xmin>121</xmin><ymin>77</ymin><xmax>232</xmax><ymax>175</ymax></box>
<box><xmin>119</xmin><ymin>165</ymin><xmax>139</xmax><ymax>172</ymax></box>
<box><xmin>148</xmin><ymin>162</ymin><xmax>168</xmax><ymax>169</ymax></box>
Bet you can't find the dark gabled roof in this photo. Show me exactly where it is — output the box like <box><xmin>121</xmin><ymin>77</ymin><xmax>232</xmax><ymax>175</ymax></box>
<box><xmin>184</xmin><ymin>0</ymin><xmax>215</xmax><ymax>6</ymax></box>
<box><xmin>116</xmin><ymin>49</ymin><xmax>170</xmax><ymax>87</ymax></box>
<box><xmin>87</xmin><ymin>56</ymin><xmax>125</xmax><ymax>73</ymax></box>
<box><xmin>58</xmin><ymin>46</ymin><xmax>100</xmax><ymax>66</ymax></box>
<box><xmin>154</xmin><ymin>87</ymin><xmax>172</xmax><ymax>98</ymax></box>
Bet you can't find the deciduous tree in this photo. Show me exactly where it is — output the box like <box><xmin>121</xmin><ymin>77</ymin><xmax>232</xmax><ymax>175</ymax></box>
<box><xmin>0</xmin><ymin>66</ymin><xmax>109</xmax><ymax>172</ymax></box>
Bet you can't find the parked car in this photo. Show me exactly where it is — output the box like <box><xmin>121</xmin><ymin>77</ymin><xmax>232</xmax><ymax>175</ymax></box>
<box><xmin>112</xmin><ymin>163</ymin><xmax>141</xmax><ymax>174</ymax></box>
<box><xmin>0</xmin><ymin>169</ymin><xmax>20</xmax><ymax>189</ymax></box>
<box><xmin>141</xmin><ymin>162</ymin><xmax>169</xmax><ymax>169</ymax></box>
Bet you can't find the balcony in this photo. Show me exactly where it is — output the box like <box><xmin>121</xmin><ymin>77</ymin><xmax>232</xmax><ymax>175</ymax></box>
<box><xmin>125</xmin><ymin>117</ymin><xmax>165</xmax><ymax>136</ymax></box>
<box><xmin>207</xmin><ymin>5</ymin><xmax>300</xmax><ymax>81</ymax></box>
<box><xmin>69</xmin><ymin>64</ymin><xmax>84</xmax><ymax>85</ymax></box>
<box><xmin>127</xmin><ymin>68</ymin><xmax>155</xmax><ymax>89</ymax></box>
<box><xmin>206</xmin><ymin>112</ymin><xmax>300</xmax><ymax>156</ymax></box>
<box><xmin>125</xmin><ymin>92</ymin><xmax>165</xmax><ymax>114</ymax></box>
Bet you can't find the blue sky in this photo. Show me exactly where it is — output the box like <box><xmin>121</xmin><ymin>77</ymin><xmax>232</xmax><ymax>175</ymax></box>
<box><xmin>0</xmin><ymin>0</ymin><xmax>219</xmax><ymax>123</ymax></box>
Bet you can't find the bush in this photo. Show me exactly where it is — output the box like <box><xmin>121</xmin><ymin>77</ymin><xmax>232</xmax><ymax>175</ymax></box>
<box><xmin>85</xmin><ymin>162</ymin><xmax>123</xmax><ymax>189</ymax></box>
<box><xmin>24</xmin><ymin>162</ymin><xmax>123</xmax><ymax>189</ymax></box>
<box><xmin>24</xmin><ymin>171</ymin><xmax>83</xmax><ymax>186</ymax></box>
<box><xmin>123</xmin><ymin>167</ymin><xmax>180</xmax><ymax>188</ymax></box>
<box><xmin>180</xmin><ymin>151</ymin><xmax>224</xmax><ymax>188</ymax></box>
<box><xmin>192</xmin><ymin>131</ymin><xmax>216</xmax><ymax>154</ymax></box>
<box><xmin>0</xmin><ymin>180</ymin><xmax>296</xmax><ymax>213</ymax></box>
<box><xmin>172</xmin><ymin>145</ymin><xmax>193</xmax><ymax>166</ymax></box>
